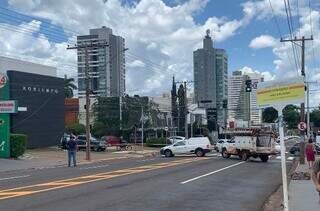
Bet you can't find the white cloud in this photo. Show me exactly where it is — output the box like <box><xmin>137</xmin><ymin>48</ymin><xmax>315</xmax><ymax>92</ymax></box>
<box><xmin>238</xmin><ymin>66</ymin><xmax>275</xmax><ymax>81</ymax></box>
<box><xmin>6</xmin><ymin>0</ymin><xmax>253</xmax><ymax>96</ymax></box>
<box><xmin>249</xmin><ymin>35</ymin><xmax>277</xmax><ymax>49</ymax></box>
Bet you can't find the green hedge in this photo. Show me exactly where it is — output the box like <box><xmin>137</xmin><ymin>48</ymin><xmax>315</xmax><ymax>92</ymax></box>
<box><xmin>146</xmin><ymin>137</ymin><xmax>168</xmax><ymax>147</ymax></box>
<box><xmin>10</xmin><ymin>134</ymin><xmax>27</xmax><ymax>158</ymax></box>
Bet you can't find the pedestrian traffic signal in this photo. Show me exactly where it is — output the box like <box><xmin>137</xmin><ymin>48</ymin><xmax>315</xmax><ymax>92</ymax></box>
<box><xmin>245</xmin><ymin>80</ymin><xmax>252</xmax><ymax>92</ymax></box>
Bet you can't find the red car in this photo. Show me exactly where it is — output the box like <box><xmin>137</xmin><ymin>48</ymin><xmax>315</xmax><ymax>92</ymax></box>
<box><xmin>101</xmin><ymin>136</ymin><xmax>121</xmax><ymax>147</ymax></box>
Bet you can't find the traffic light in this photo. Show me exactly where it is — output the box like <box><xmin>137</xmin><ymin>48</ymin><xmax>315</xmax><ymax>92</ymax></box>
<box><xmin>245</xmin><ymin>79</ymin><xmax>252</xmax><ymax>92</ymax></box>
<box><xmin>206</xmin><ymin>108</ymin><xmax>217</xmax><ymax>132</ymax></box>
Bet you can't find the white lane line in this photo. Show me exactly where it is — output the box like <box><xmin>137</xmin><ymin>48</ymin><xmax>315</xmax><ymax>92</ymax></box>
<box><xmin>80</xmin><ymin>164</ymin><xmax>110</xmax><ymax>170</ymax></box>
<box><xmin>0</xmin><ymin>175</ymin><xmax>30</xmax><ymax>181</ymax></box>
<box><xmin>180</xmin><ymin>162</ymin><xmax>246</xmax><ymax>184</ymax></box>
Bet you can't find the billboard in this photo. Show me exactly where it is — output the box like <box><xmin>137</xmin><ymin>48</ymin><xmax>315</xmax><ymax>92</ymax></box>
<box><xmin>257</xmin><ymin>77</ymin><xmax>305</xmax><ymax>108</ymax></box>
<box><xmin>7</xmin><ymin>71</ymin><xmax>64</xmax><ymax>148</ymax></box>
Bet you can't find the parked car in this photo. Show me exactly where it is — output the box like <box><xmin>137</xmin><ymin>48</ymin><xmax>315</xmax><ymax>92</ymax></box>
<box><xmin>76</xmin><ymin>135</ymin><xmax>106</xmax><ymax>152</ymax></box>
<box><xmin>59</xmin><ymin>133</ymin><xmax>76</xmax><ymax>149</ymax></box>
<box><xmin>101</xmin><ymin>136</ymin><xmax>122</xmax><ymax>146</ymax></box>
<box><xmin>289</xmin><ymin>143</ymin><xmax>320</xmax><ymax>155</ymax></box>
<box><xmin>160</xmin><ymin>137</ymin><xmax>212</xmax><ymax>157</ymax></box>
<box><xmin>167</xmin><ymin>136</ymin><xmax>185</xmax><ymax>144</ymax></box>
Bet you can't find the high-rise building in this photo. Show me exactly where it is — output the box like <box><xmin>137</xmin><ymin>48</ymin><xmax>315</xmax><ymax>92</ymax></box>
<box><xmin>193</xmin><ymin>30</ymin><xmax>228</xmax><ymax>126</ymax></box>
<box><xmin>228</xmin><ymin>71</ymin><xmax>250</xmax><ymax>122</ymax></box>
<box><xmin>215</xmin><ymin>49</ymin><xmax>228</xmax><ymax>125</ymax></box>
<box><xmin>77</xmin><ymin>26</ymin><xmax>126</xmax><ymax>98</ymax></box>
<box><xmin>77</xmin><ymin>27</ymin><xmax>126</xmax><ymax>124</ymax></box>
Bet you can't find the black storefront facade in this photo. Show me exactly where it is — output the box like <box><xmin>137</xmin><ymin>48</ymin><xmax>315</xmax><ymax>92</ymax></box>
<box><xmin>7</xmin><ymin>70</ymin><xmax>64</xmax><ymax>148</ymax></box>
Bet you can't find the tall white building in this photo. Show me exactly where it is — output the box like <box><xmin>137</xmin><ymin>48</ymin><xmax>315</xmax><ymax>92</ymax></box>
<box><xmin>228</xmin><ymin>71</ymin><xmax>250</xmax><ymax>122</ymax></box>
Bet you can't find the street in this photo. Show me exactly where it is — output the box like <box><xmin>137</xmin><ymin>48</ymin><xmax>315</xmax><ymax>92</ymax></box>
<box><xmin>0</xmin><ymin>154</ymin><xmax>292</xmax><ymax>211</ymax></box>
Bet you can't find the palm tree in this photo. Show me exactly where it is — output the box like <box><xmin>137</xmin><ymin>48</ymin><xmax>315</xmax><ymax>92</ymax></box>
<box><xmin>64</xmin><ymin>75</ymin><xmax>77</xmax><ymax>98</ymax></box>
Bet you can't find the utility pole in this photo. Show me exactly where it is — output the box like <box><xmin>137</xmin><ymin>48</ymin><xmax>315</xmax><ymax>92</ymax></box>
<box><xmin>119</xmin><ymin>95</ymin><xmax>123</xmax><ymax>131</ymax></box>
<box><xmin>67</xmin><ymin>41</ymin><xmax>108</xmax><ymax>161</ymax></box>
<box><xmin>141</xmin><ymin>106</ymin><xmax>144</xmax><ymax>153</ymax></box>
<box><xmin>280</xmin><ymin>35</ymin><xmax>313</xmax><ymax>165</ymax></box>
<box><xmin>184</xmin><ymin>81</ymin><xmax>188</xmax><ymax>139</ymax></box>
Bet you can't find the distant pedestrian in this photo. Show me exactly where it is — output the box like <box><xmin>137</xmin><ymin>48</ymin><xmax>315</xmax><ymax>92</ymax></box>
<box><xmin>306</xmin><ymin>138</ymin><xmax>316</xmax><ymax>169</ymax></box>
<box><xmin>311</xmin><ymin>158</ymin><xmax>320</xmax><ymax>201</ymax></box>
<box><xmin>67</xmin><ymin>136</ymin><xmax>77</xmax><ymax>167</ymax></box>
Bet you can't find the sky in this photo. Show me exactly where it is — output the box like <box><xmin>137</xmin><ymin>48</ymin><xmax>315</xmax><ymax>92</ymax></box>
<box><xmin>0</xmin><ymin>0</ymin><xmax>319</xmax><ymax>106</ymax></box>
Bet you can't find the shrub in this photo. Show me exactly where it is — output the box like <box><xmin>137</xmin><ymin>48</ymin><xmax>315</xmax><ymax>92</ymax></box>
<box><xmin>66</xmin><ymin>123</ymin><xmax>85</xmax><ymax>135</ymax></box>
<box><xmin>146</xmin><ymin>137</ymin><xmax>168</xmax><ymax>147</ymax></box>
<box><xmin>10</xmin><ymin>134</ymin><xmax>27</xmax><ymax>158</ymax></box>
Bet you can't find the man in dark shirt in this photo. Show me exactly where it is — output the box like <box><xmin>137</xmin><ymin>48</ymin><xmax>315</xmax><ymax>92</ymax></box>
<box><xmin>67</xmin><ymin>136</ymin><xmax>77</xmax><ymax>167</ymax></box>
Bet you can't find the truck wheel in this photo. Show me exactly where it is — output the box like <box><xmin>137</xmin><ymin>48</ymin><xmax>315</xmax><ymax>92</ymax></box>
<box><xmin>241</xmin><ymin>151</ymin><xmax>249</xmax><ymax>161</ymax></box>
<box><xmin>221</xmin><ymin>149</ymin><xmax>230</xmax><ymax>158</ymax></box>
<box><xmin>260</xmin><ymin>155</ymin><xmax>269</xmax><ymax>162</ymax></box>
<box><xmin>164</xmin><ymin>149</ymin><xmax>173</xmax><ymax>158</ymax></box>
<box><xmin>195</xmin><ymin>149</ymin><xmax>204</xmax><ymax>157</ymax></box>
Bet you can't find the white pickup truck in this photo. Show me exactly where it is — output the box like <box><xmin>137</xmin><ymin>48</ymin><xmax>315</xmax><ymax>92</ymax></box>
<box><xmin>221</xmin><ymin>131</ymin><xmax>277</xmax><ymax>162</ymax></box>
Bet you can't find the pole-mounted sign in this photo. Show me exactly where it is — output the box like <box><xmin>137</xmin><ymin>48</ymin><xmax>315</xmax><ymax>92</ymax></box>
<box><xmin>257</xmin><ymin>76</ymin><xmax>305</xmax><ymax>211</ymax></box>
<box><xmin>0</xmin><ymin>73</ymin><xmax>10</xmax><ymax>158</ymax></box>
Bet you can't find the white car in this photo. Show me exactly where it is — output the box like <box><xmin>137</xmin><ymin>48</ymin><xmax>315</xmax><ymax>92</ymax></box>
<box><xmin>167</xmin><ymin>136</ymin><xmax>185</xmax><ymax>144</ymax></box>
<box><xmin>216</xmin><ymin>139</ymin><xmax>228</xmax><ymax>152</ymax></box>
<box><xmin>160</xmin><ymin>137</ymin><xmax>211</xmax><ymax>157</ymax></box>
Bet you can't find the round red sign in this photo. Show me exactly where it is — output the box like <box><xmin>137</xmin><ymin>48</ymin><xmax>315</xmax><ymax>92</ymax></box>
<box><xmin>0</xmin><ymin>74</ymin><xmax>7</xmax><ymax>88</ymax></box>
<box><xmin>298</xmin><ymin>122</ymin><xmax>307</xmax><ymax>131</ymax></box>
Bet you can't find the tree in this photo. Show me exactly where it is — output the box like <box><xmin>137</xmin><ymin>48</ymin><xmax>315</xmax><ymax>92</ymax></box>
<box><xmin>262</xmin><ymin>107</ymin><xmax>278</xmax><ymax>123</ymax></box>
<box><xmin>64</xmin><ymin>75</ymin><xmax>77</xmax><ymax>98</ymax></box>
<box><xmin>66</xmin><ymin>123</ymin><xmax>85</xmax><ymax>135</ymax></box>
<box><xmin>177</xmin><ymin>84</ymin><xmax>185</xmax><ymax>136</ymax></box>
<box><xmin>283</xmin><ymin>105</ymin><xmax>300</xmax><ymax>129</ymax></box>
<box><xmin>310</xmin><ymin>106</ymin><xmax>320</xmax><ymax>127</ymax></box>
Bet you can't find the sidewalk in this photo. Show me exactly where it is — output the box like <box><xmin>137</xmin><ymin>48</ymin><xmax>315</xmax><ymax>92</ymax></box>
<box><xmin>0</xmin><ymin>146</ymin><xmax>159</xmax><ymax>172</ymax></box>
<box><xmin>289</xmin><ymin>161</ymin><xmax>320</xmax><ymax>211</ymax></box>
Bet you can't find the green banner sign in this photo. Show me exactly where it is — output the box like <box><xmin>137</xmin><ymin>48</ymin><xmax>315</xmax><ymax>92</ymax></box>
<box><xmin>0</xmin><ymin>73</ymin><xmax>10</xmax><ymax>158</ymax></box>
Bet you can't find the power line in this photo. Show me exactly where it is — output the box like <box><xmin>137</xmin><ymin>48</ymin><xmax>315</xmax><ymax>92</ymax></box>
<box><xmin>284</xmin><ymin>0</ymin><xmax>301</xmax><ymax>74</ymax></box>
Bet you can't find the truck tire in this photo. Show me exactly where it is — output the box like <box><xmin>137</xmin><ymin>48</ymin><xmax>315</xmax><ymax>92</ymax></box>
<box><xmin>260</xmin><ymin>155</ymin><xmax>269</xmax><ymax>162</ymax></box>
<box><xmin>195</xmin><ymin>148</ymin><xmax>204</xmax><ymax>157</ymax></box>
<box><xmin>222</xmin><ymin>149</ymin><xmax>230</xmax><ymax>158</ymax></box>
<box><xmin>241</xmin><ymin>151</ymin><xmax>249</xmax><ymax>161</ymax></box>
<box><xmin>164</xmin><ymin>149</ymin><xmax>173</xmax><ymax>158</ymax></box>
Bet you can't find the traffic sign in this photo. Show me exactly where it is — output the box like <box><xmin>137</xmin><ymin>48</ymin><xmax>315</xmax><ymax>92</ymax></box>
<box><xmin>298</xmin><ymin>122</ymin><xmax>307</xmax><ymax>131</ymax></box>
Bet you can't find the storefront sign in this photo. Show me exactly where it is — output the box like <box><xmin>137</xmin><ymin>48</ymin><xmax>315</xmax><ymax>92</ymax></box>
<box><xmin>257</xmin><ymin>77</ymin><xmax>305</xmax><ymax>107</ymax></box>
<box><xmin>0</xmin><ymin>73</ymin><xmax>10</xmax><ymax>158</ymax></box>
<box><xmin>0</xmin><ymin>100</ymin><xmax>18</xmax><ymax>113</ymax></box>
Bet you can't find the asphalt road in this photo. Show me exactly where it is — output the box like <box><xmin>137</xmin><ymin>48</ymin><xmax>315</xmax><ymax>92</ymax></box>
<box><xmin>0</xmin><ymin>153</ymin><xmax>292</xmax><ymax>211</ymax></box>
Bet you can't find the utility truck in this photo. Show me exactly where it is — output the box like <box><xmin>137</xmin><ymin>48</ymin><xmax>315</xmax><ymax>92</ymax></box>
<box><xmin>220</xmin><ymin>127</ymin><xmax>277</xmax><ymax>162</ymax></box>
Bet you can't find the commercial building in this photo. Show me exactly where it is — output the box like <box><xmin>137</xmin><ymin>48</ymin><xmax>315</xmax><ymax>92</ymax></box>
<box><xmin>0</xmin><ymin>56</ymin><xmax>57</xmax><ymax>77</ymax></box>
<box><xmin>65</xmin><ymin>98</ymin><xmax>79</xmax><ymax>125</ymax></box>
<box><xmin>193</xmin><ymin>30</ymin><xmax>228</xmax><ymax>127</ymax></box>
<box><xmin>8</xmin><ymin>70</ymin><xmax>64</xmax><ymax>148</ymax></box>
<box><xmin>77</xmin><ymin>26</ymin><xmax>126</xmax><ymax>124</ymax></box>
<box><xmin>228</xmin><ymin>71</ymin><xmax>250</xmax><ymax>122</ymax></box>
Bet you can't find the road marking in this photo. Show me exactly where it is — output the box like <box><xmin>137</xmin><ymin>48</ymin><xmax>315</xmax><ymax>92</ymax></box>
<box><xmin>0</xmin><ymin>175</ymin><xmax>30</xmax><ymax>181</ymax></box>
<box><xmin>79</xmin><ymin>164</ymin><xmax>110</xmax><ymax>170</ymax></box>
<box><xmin>0</xmin><ymin>157</ymin><xmax>210</xmax><ymax>200</ymax></box>
<box><xmin>180</xmin><ymin>161</ymin><xmax>246</xmax><ymax>184</ymax></box>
